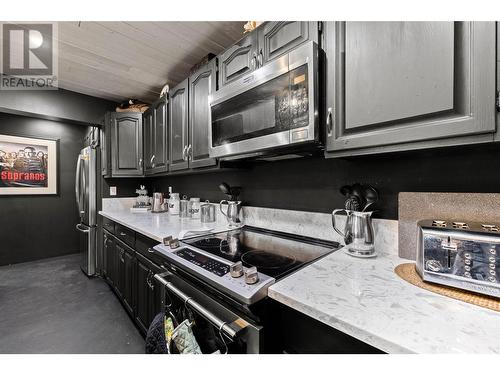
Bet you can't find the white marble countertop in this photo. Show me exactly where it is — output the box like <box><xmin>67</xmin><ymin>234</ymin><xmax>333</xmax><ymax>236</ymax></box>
<box><xmin>99</xmin><ymin>208</ymin><xmax>236</xmax><ymax>242</ymax></box>
<box><xmin>268</xmin><ymin>248</ymin><xmax>500</xmax><ymax>354</ymax></box>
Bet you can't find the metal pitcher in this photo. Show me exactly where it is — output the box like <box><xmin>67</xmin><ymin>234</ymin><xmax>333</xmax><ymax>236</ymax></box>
<box><xmin>332</xmin><ymin>209</ymin><xmax>375</xmax><ymax>256</ymax></box>
<box><xmin>220</xmin><ymin>200</ymin><xmax>242</xmax><ymax>227</ymax></box>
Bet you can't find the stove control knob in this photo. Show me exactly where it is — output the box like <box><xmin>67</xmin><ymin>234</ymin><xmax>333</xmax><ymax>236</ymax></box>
<box><xmin>230</xmin><ymin>261</ymin><xmax>244</xmax><ymax>278</ymax></box>
<box><xmin>245</xmin><ymin>266</ymin><xmax>259</xmax><ymax>285</ymax></box>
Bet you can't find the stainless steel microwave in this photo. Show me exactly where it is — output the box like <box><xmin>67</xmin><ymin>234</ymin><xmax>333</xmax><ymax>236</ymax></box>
<box><xmin>208</xmin><ymin>41</ymin><xmax>319</xmax><ymax>160</ymax></box>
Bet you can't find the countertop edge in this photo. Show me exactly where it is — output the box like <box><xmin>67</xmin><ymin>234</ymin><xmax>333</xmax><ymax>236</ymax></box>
<box><xmin>99</xmin><ymin>211</ymin><xmax>164</xmax><ymax>242</ymax></box>
<box><xmin>267</xmin><ymin>288</ymin><xmax>414</xmax><ymax>354</ymax></box>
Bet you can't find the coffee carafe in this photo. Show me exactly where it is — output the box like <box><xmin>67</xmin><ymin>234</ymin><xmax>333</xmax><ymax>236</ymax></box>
<box><xmin>151</xmin><ymin>192</ymin><xmax>165</xmax><ymax>213</ymax></box>
<box><xmin>220</xmin><ymin>200</ymin><xmax>242</xmax><ymax>227</ymax></box>
<box><xmin>332</xmin><ymin>209</ymin><xmax>375</xmax><ymax>257</ymax></box>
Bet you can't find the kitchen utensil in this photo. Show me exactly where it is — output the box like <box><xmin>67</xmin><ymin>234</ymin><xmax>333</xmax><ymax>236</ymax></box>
<box><xmin>332</xmin><ymin>209</ymin><xmax>375</xmax><ymax>256</ymax></box>
<box><xmin>340</xmin><ymin>185</ymin><xmax>352</xmax><ymax>197</ymax></box>
<box><xmin>345</xmin><ymin>196</ymin><xmax>360</xmax><ymax>212</ymax></box>
<box><xmin>151</xmin><ymin>192</ymin><xmax>165</xmax><ymax>213</ymax></box>
<box><xmin>350</xmin><ymin>183</ymin><xmax>366</xmax><ymax>209</ymax></box>
<box><xmin>219</xmin><ymin>182</ymin><xmax>231</xmax><ymax>197</ymax></box>
<box><xmin>362</xmin><ymin>185</ymin><xmax>379</xmax><ymax>212</ymax></box>
<box><xmin>201</xmin><ymin>200</ymin><xmax>216</xmax><ymax>223</ymax></box>
<box><xmin>229</xmin><ymin>186</ymin><xmax>242</xmax><ymax>201</ymax></box>
<box><xmin>220</xmin><ymin>200</ymin><xmax>242</xmax><ymax>227</ymax></box>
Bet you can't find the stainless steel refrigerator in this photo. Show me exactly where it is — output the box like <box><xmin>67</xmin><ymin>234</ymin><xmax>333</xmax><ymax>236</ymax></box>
<box><xmin>75</xmin><ymin>131</ymin><xmax>98</xmax><ymax>276</ymax></box>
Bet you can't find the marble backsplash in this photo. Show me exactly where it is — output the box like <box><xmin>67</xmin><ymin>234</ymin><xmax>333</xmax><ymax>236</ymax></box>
<box><xmin>102</xmin><ymin>198</ymin><xmax>399</xmax><ymax>256</ymax></box>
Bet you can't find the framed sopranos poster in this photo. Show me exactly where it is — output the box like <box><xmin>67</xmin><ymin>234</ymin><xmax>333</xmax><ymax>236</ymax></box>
<box><xmin>0</xmin><ymin>134</ymin><xmax>58</xmax><ymax>195</ymax></box>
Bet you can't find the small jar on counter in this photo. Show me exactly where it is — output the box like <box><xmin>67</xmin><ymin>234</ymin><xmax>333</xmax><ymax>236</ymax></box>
<box><xmin>168</xmin><ymin>193</ymin><xmax>180</xmax><ymax>215</ymax></box>
<box><xmin>189</xmin><ymin>197</ymin><xmax>201</xmax><ymax>219</ymax></box>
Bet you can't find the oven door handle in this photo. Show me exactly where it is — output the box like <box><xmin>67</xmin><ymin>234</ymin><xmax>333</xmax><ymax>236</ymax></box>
<box><xmin>154</xmin><ymin>272</ymin><xmax>244</xmax><ymax>340</ymax></box>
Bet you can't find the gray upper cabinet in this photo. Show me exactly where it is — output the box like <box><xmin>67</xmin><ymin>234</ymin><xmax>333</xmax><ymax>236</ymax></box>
<box><xmin>188</xmin><ymin>60</ymin><xmax>217</xmax><ymax>169</ymax></box>
<box><xmin>100</xmin><ymin>113</ymin><xmax>111</xmax><ymax>177</ymax></box>
<box><xmin>143</xmin><ymin>108</ymin><xmax>153</xmax><ymax>173</ymax></box>
<box><xmin>110</xmin><ymin>112</ymin><xmax>144</xmax><ymax>176</ymax></box>
<box><xmin>324</xmin><ymin>21</ymin><xmax>497</xmax><ymax>156</ymax></box>
<box><xmin>217</xmin><ymin>22</ymin><xmax>318</xmax><ymax>89</ymax></box>
<box><xmin>258</xmin><ymin>21</ymin><xmax>318</xmax><ymax>64</ymax></box>
<box><xmin>218</xmin><ymin>31</ymin><xmax>258</xmax><ymax>88</ymax></box>
<box><xmin>145</xmin><ymin>97</ymin><xmax>168</xmax><ymax>175</ymax></box>
<box><xmin>169</xmin><ymin>79</ymin><xmax>190</xmax><ymax>171</ymax></box>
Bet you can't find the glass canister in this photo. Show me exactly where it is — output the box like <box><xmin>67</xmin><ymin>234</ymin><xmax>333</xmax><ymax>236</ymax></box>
<box><xmin>189</xmin><ymin>197</ymin><xmax>201</xmax><ymax>219</ymax></box>
<box><xmin>201</xmin><ymin>200</ymin><xmax>216</xmax><ymax>223</ymax></box>
<box><xmin>180</xmin><ymin>195</ymin><xmax>190</xmax><ymax>218</ymax></box>
<box><xmin>168</xmin><ymin>193</ymin><xmax>180</xmax><ymax>215</ymax></box>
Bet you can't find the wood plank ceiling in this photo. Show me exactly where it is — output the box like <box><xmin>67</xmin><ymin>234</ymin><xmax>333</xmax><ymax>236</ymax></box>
<box><xmin>57</xmin><ymin>22</ymin><xmax>246</xmax><ymax>103</ymax></box>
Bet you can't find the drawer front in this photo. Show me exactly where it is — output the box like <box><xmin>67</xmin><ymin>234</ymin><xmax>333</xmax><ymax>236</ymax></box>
<box><xmin>135</xmin><ymin>233</ymin><xmax>163</xmax><ymax>266</ymax></box>
<box><xmin>115</xmin><ymin>224</ymin><xmax>136</xmax><ymax>248</ymax></box>
<box><xmin>102</xmin><ymin>217</ymin><xmax>115</xmax><ymax>234</ymax></box>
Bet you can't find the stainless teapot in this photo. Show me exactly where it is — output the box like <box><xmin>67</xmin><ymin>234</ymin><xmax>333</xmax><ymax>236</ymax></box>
<box><xmin>332</xmin><ymin>209</ymin><xmax>375</xmax><ymax>256</ymax></box>
<box><xmin>220</xmin><ymin>200</ymin><xmax>242</xmax><ymax>227</ymax></box>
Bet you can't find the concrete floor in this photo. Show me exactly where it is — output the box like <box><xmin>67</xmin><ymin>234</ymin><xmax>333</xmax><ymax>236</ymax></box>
<box><xmin>0</xmin><ymin>254</ymin><xmax>145</xmax><ymax>353</ymax></box>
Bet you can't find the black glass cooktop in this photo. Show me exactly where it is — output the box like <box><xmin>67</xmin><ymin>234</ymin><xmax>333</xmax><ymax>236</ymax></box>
<box><xmin>182</xmin><ymin>226</ymin><xmax>339</xmax><ymax>279</ymax></box>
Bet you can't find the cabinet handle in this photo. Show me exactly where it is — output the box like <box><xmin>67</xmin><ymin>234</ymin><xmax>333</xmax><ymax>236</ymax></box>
<box><xmin>251</xmin><ymin>52</ymin><xmax>257</xmax><ymax>69</ymax></box>
<box><xmin>182</xmin><ymin>145</ymin><xmax>188</xmax><ymax>161</ymax></box>
<box><xmin>147</xmin><ymin>247</ymin><xmax>154</xmax><ymax>253</ymax></box>
<box><xmin>139</xmin><ymin>158</ymin><xmax>143</xmax><ymax>168</ymax></box>
<box><xmin>326</xmin><ymin>107</ymin><xmax>333</xmax><ymax>136</ymax></box>
<box><xmin>187</xmin><ymin>144</ymin><xmax>192</xmax><ymax>160</ymax></box>
<box><xmin>120</xmin><ymin>232</ymin><xmax>127</xmax><ymax>237</ymax></box>
<box><xmin>150</xmin><ymin>155</ymin><xmax>155</xmax><ymax>164</ymax></box>
<box><xmin>258</xmin><ymin>49</ymin><xmax>263</xmax><ymax>67</ymax></box>
<box><xmin>120</xmin><ymin>249</ymin><xmax>125</xmax><ymax>263</ymax></box>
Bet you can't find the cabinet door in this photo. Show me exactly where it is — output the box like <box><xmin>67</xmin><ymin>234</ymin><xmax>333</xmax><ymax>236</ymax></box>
<box><xmin>135</xmin><ymin>258</ymin><xmax>151</xmax><ymax>334</ymax></box>
<box><xmin>103</xmin><ymin>231</ymin><xmax>115</xmax><ymax>286</ymax></box>
<box><xmin>101</xmin><ymin>113</ymin><xmax>111</xmax><ymax>177</ymax></box>
<box><xmin>114</xmin><ymin>241</ymin><xmax>125</xmax><ymax>298</ymax></box>
<box><xmin>111</xmin><ymin>112</ymin><xmax>144</xmax><ymax>176</ymax></box>
<box><xmin>151</xmin><ymin>98</ymin><xmax>168</xmax><ymax>174</ymax></box>
<box><xmin>188</xmin><ymin>60</ymin><xmax>217</xmax><ymax>169</ymax></box>
<box><xmin>258</xmin><ymin>21</ymin><xmax>318</xmax><ymax>64</ymax></box>
<box><xmin>119</xmin><ymin>242</ymin><xmax>135</xmax><ymax>316</ymax></box>
<box><xmin>325</xmin><ymin>22</ymin><xmax>496</xmax><ymax>156</ymax></box>
<box><xmin>169</xmin><ymin>79</ymin><xmax>190</xmax><ymax>171</ymax></box>
<box><xmin>218</xmin><ymin>31</ymin><xmax>258</xmax><ymax>88</ymax></box>
<box><xmin>143</xmin><ymin>109</ymin><xmax>154</xmax><ymax>174</ymax></box>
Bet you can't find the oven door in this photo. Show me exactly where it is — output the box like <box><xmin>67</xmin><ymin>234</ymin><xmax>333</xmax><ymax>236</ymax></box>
<box><xmin>209</xmin><ymin>41</ymin><xmax>318</xmax><ymax>159</ymax></box>
<box><xmin>154</xmin><ymin>270</ymin><xmax>262</xmax><ymax>354</ymax></box>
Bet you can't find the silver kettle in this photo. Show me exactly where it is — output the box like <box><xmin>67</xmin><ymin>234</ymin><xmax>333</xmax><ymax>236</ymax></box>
<box><xmin>151</xmin><ymin>192</ymin><xmax>165</xmax><ymax>213</ymax></box>
<box><xmin>220</xmin><ymin>200</ymin><xmax>241</xmax><ymax>227</ymax></box>
<box><xmin>332</xmin><ymin>209</ymin><xmax>375</xmax><ymax>256</ymax></box>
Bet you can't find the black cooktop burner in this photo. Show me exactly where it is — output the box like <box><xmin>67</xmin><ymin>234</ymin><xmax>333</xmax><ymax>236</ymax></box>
<box><xmin>183</xmin><ymin>226</ymin><xmax>338</xmax><ymax>279</ymax></box>
<box><xmin>241</xmin><ymin>250</ymin><xmax>296</xmax><ymax>270</ymax></box>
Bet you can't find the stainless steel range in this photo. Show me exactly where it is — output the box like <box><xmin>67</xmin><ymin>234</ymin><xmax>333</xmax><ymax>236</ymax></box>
<box><xmin>153</xmin><ymin>226</ymin><xmax>339</xmax><ymax>353</ymax></box>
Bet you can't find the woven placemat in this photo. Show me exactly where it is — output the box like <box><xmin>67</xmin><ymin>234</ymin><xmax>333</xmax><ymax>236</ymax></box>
<box><xmin>395</xmin><ymin>263</ymin><xmax>500</xmax><ymax>312</ymax></box>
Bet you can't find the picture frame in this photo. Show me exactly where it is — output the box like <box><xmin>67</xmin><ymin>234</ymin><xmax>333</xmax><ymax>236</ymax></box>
<box><xmin>0</xmin><ymin>134</ymin><xmax>59</xmax><ymax>195</ymax></box>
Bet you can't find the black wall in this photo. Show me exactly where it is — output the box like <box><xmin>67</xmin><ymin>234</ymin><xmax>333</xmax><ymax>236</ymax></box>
<box><xmin>0</xmin><ymin>112</ymin><xmax>89</xmax><ymax>266</ymax></box>
<box><xmin>145</xmin><ymin>142</ymin><xmax>500</xmax><ymax>220</ymax></box>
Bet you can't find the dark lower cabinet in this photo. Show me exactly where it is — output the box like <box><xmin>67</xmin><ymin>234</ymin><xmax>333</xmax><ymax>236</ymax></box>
<box><xmin>103</xmin><ymin>230</ymin><xmax>116</xmax><ymax>286</ymax></box>
<box><xmin>115</xmin><ymin>240</ymin><xmax>136</xmax><ymax>316</ymax></box>
<box><xmin>135</xmin><ymin>253</ymin><xmax>162</xmax><ymax>335</ymax></box>
<box><xmin>102</xmin><ymin>222</ymin><xmax>163</xmax><ymax>337</ymax></box>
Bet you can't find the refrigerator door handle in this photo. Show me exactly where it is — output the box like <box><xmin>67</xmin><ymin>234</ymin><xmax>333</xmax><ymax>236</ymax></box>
<box><xmin>75</xmin><ymin>154</ymin><xmax>82</xmax><ymax>214</ymax></box>
<box><xmin>76</xmin><ymin>223</ymin><xmax>90</xmax><ymax>233</ymax></box>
